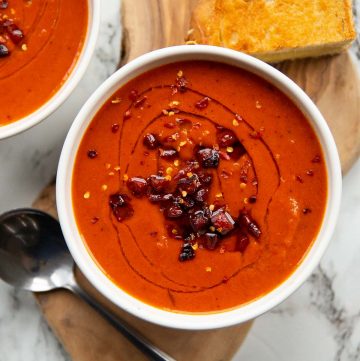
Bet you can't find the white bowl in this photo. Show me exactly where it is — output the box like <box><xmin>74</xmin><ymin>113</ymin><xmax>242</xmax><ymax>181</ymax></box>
<box><xmin>57</xmin><ymin>45</ymin><xmax>342</xmax><ymax>330</ymax></box>
<box><xmin>0</xmin><ymin>0</ymin><xmax>100</xmax><ymax>140</ymax></box>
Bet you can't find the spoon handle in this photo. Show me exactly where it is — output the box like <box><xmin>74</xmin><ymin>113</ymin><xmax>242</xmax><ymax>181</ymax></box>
<box><xmin>65</xmin><ymin>278</ymin><xmax>176</xmax><ymax>361</ymax></box>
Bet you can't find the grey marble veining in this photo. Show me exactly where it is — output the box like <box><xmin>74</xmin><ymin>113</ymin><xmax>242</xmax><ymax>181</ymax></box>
<box><xmin>0</xmin><ymin>1</ymin><xmax>359</xmax><ymax>360</ymax></box>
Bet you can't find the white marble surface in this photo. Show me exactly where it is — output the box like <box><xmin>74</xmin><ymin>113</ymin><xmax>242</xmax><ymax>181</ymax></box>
<box><xmin>0</xmin><ymin>1</ymin><xmax>359</xmax><ymax>360</ymax></box>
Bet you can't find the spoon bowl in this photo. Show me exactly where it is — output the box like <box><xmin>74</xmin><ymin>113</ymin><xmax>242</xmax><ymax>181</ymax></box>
<box><xmin>0</xmin><ymin>208</ymin><xmax>174</xmax><ymax>361</ymax></box>
<box><xmin>0</xmin><ymin>209</ymin><xmax>73</xmax><ymax>292</ymax></box>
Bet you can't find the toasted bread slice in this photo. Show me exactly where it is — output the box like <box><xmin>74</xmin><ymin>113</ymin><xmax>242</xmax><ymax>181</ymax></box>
<box><xmin>188</xmin><ymin>0</ymin><xmax>356</xmax><ymax>62</ymax></box>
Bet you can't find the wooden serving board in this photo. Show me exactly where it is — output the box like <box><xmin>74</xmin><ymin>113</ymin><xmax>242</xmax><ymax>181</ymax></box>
<box><xmin>32</xmin><ymin>1</ymin><xmax>360</xmax><ymax>360</ymax></box>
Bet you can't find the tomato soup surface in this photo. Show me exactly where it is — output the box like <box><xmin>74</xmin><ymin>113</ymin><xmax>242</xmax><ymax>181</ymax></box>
<box><xmin>0</xmin><ymin>0</ymin><xmax>88</xmax><ymax>125</ymax></box>
<box><xmin>72</xmin><ymin>61</ymin><xmax>327</xmax><ymax>313</ymax></box>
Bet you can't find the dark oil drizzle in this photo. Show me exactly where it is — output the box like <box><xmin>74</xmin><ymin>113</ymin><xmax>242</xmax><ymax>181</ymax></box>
<box><xmin>110</xmin><ymin>210</ymin><xmax>263</xmax><ymax>294</ymax></box>
<box><xmin>109</xmin><ymin>81</ymin><xmax>282</xmax><ymax>294</ymax></box>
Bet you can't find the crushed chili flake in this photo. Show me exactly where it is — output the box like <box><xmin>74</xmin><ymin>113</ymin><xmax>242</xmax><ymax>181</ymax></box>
<box><xmin>134</xmin><ymin>96</ymin><xmax>147</xmax><ymax>108</ymax></box>
<box><xmin>111</xmin><ymin>98</ymin><xmax>122</xmax><ymax>104</ymax></box>
<box><xmin>111</xmin><ymin>123</ymin><xmax>119</xmax><ymax>133</ymax></box>
<box><xmin>176</xmin><ymin>76</ymin><xmax>188</xmax><ymax>93</ymax></box>
<box><xmin>87</xmin><ymin>149</ymin><xmax>98</xmax><ymax>159</ymax></box>
<box><xmin>249</xmin><ymin>130</ymin><xmax>262</xmax><ymax>139</ymax></box>
<box><xmin>312</xmin><ymin>155</ymin><xmax>321</xmax><ymax>163</ymax></box>
<box><xmin>164</xmin><ymin>122</ymin><xmax>176</xmax><ymax>129</ymax></box>
<box><xmin>123</xmin><ymin>110</ymin><xmax>131</xmax><ymax>120</ymax></box>
<box><xmin>248</xmin><ymin>195</ymin><xmax>257</xmax><ymax>204</ymax></box>
<box><xmin>195</xmin><ymin>97</ymin><xmax>210</xmax><ymax>110</ymax></box>
<box><xmin>221</xmin><ymin>170</ymin><xmax>231</xmax><ymax>179</ymax></box>
<box><xmin>169</xmin><ymin>100</ymin><xmax>180</xmax><ymax>107</ymax></box>
<box><xmin>306</xmin><ymin>169</ymin><xmax>314</xmax><ymax>176</ymax></box>
<box><xmin>219</xmin><ymin>151</ymin><xmax>230</xmax><ymax>160</ymax></box>
<box><xmin>296</xmin><ymin>175</ymin><xmax>304</xmax><ymax>183</ymax></box>
<box><xmin>235</xmin><ymin>113</ymin><xmax>243</xmax><ymax>122</ymax></box>
<box><xmin>236</xmin><ymin>232</ymin><xmax>249</xmax><ymax>253</ymax></box>
<box><xmin>128</xmin><ymin>89</ymin><xmax>138</xmax><ymax>101</ymax></box>
<box><xmin>91</xmin><ymin>217</ymin><xmax>99</xmax><ymax>224</ymax></box>
<box><xmin>302</xmin><ymin>208</ymin><xmax>312</xmax><ymax>214</ymax></box>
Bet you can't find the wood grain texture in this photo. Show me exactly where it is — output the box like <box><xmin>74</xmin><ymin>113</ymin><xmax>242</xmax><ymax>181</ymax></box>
<box><xmin>32</xmin><ymin>0</ymin><xmax>360</xmax><ymax>360</ymax></box>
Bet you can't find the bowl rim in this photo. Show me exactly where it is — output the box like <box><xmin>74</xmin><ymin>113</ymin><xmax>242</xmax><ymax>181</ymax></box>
<box><xmin>0</xmin><ymin>0</ymin><xmax>101</xmax><ymax>140</ymax></box>
<box><xmin>56</xmin><ymin>45</ymin><xmax>342</xmax><ymax>330</ymax></box>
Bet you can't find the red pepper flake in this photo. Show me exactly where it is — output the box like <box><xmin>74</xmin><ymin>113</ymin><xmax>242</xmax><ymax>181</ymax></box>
<box><xmin>149</xmin><ymin>231</ymin><xmax>158</xmax><ymax>237</ymax></box>
<box><xmin>219</xmin><ymin>151</ymin><xmax>230</xmax><ymax>160</ymax></box>
<box><xmin>91</xmin><ymin>217</ymin><xmax>99</xmax><ymax>224</ymax></box>
<box><xmin>235</xmin><ymin>113</ymin><xmax>244</xmax><ymax>122</ymax></box>
<box><xmin>221</xmin><ymin>170</ymin><xmax>232</xmax><ymax>179</ymax></box>
<box><xmin>195</xmin><ymin>97</ymin><xmax>210</xmax><ymax>110</ymax></box>
<box><xmin>128</xmin><ymin>89</ymin><xmax>138</xmax><ymax>101</ymax></box>
<box><xmin>159</xmin><ymin>148</ymin><xmax>178</xmax><ymax>160</ymax></box>
<box><xmin>134</xmin><ymin>96</ymin><xmax>147</xmax><ymax>108</ymax></box>
<box><xmin>302</xmin><ymin>208</ymin><xmax>312</xmax><ymax>214</ymax></box>
<box><xmin>176</xmin><ymin>76</ymin><xmax>188</xmax><ymax>93</ymax></box>
<box><xmin>236</xmin><ymin>232</ymin><xmax>249</xmax><ymax>252</ymax></box>
<box><xmin>164</xmin><ymin>122</ymin><xmax>176</xmax><ymax>129</ymax></box>
<box><xmin>248</xmin><ymin>195</ymin><xmax>257</xmax><ymax>204</ymax></box>
<box><xmin>87</xmin><ymin>149</ymin><xmax>98</xmax><ymax>159</ymax></box>
<box><xmin>239</xmin><ymin>174</ymin><xmax>248</xmax><ymax>183</ymax></box>
<box><xmin>296</xmin><ymin>175</ymin><xmax>304</xmax><ymax>183</ymax></box>
<box><xmin>249</xmin><ymin>130</ymin><xmax>262</xmax><ymax>139</ymax></box>
<box><xmin>123</xmin><ymin>110</ymin><xmax>131</xmax><ymax>120</ymax></box>
<box><xmin>111</xmin><ymin>123</ymin><xmax>119</xmax><ymax>133</ymax></box>
<box><xmin>306</xmin><ymin>169</ymin><xmax>314</xmax><ymax>176</ymax></box>
<box><xmin>312</xmin><ymin>155</ymin><xmax>321</xmax><ymax>163</ymax></box>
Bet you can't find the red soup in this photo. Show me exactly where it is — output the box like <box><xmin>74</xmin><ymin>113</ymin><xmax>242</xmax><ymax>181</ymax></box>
<box><xmin>0</xmin><ymin>0</ymin><xmax>88</xmax><ymax>125</ymax></box>
<box><xmin>72</xmin><ymin>61</ymin><xmax>327</xmax><ymax>313</ymax></box>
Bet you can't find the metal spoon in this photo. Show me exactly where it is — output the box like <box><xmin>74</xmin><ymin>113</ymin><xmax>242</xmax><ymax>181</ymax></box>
<box><xmin>0</xmin><ymin>208</ymin><xmax>175</xmax><ymax>361</ymax></box>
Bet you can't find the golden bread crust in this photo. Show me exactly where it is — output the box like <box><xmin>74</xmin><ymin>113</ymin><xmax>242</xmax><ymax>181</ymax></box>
<box><xmin>189</xmin><ymin>0</ymin><xmax>356</xmax><ymax>62</ymax></box>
